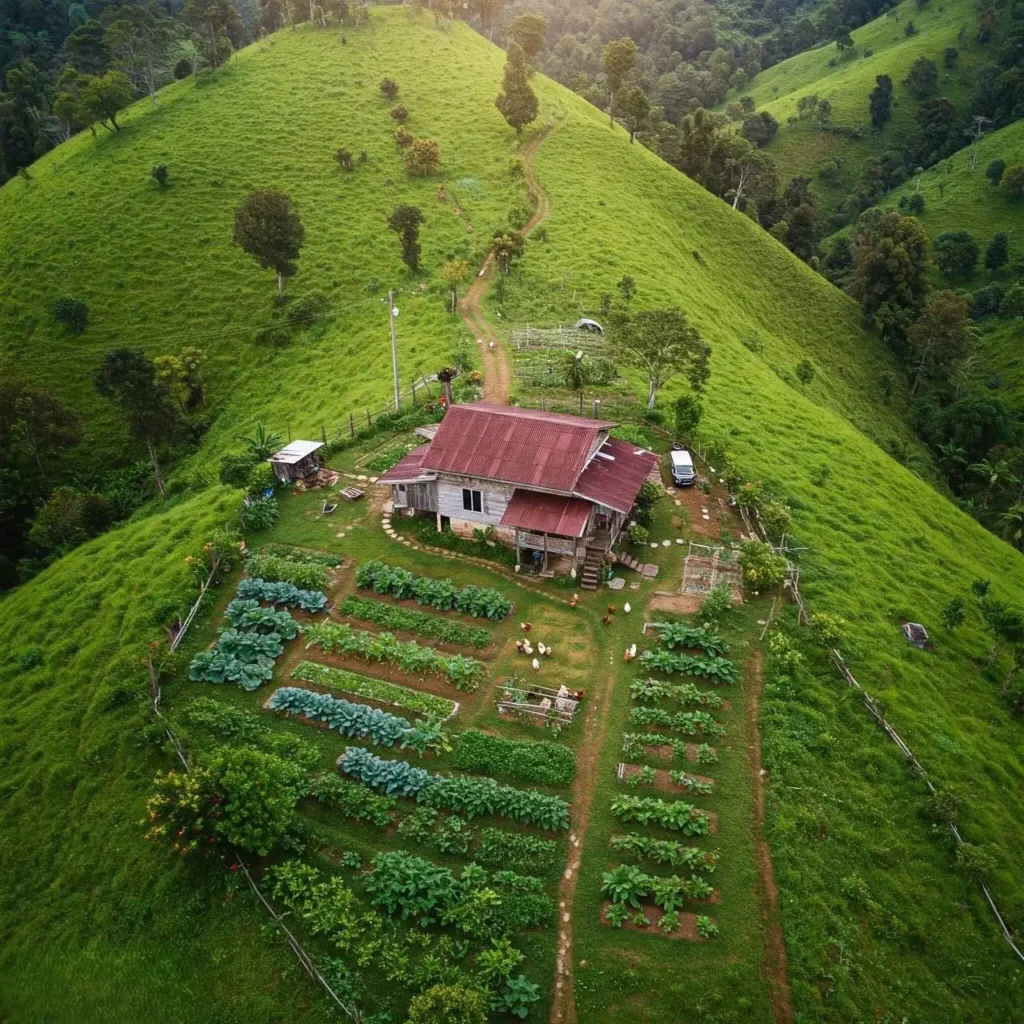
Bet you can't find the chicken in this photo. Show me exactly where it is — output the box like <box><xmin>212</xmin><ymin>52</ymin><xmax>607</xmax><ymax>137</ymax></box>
<box><xmin>569</xmin><ymin>593</ymin><xmax>579</xmax><ymax>608</ymax></box>
<box><xmin>624</xmin><ymin>601</ymin><xmax>632</xmax><ymax>614</ymax></box>
<box><xmin>531</xmin><ymin>658</ymin><xmax>540</xmax><ymax>671</ymax></box>
<box><xmin>602</xmin><ymin>615</ymin><xmax>613</xmax><ymax>626</ymax></box>
<box><xmin>520</xmin><ymin>622</ymin><xmax>532</xmax><ymax>632</ymax></box>
<box><xmin>607</xmin><ymin>605</ymin><xmax>616</xmax><ymax>615</ymax></box>
<box><xmin>623</xmin><ymin>643</ymin><xmax>637</xmax><ymax>662</ymax></box>
<box><xmin>537</xmin><ymin>642</ymin><xmax>547</xmax><ymax>656</ymax></box>
<box><xmin>543</xmin><ymin>646</ymin><xmax>552</xmax><ymax>656</ymax></box>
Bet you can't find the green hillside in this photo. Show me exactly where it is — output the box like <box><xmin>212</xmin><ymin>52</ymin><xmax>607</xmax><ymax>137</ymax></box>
<box><xmin>826</xmin><ymin>115</ymin><xmax>1024</xmax><ymax>404</ymax></box>
<box><xmin>2</xmin><ymin>9</ymin><xmax>1024</xmax><ymax>1023</ymax></box>
<box><xmin>727</xmin><ymin>0</ymin><xmax>989</xmax><ymax>208</ymax></box>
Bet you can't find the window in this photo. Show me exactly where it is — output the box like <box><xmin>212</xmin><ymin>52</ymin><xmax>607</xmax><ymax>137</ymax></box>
<box><xmin>462</xmin><ymin>488</ymin><xmax>482</xmax><ymax>513</ymax></box>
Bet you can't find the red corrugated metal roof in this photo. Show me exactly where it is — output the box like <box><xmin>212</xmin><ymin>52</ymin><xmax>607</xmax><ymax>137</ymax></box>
<box><xmin>499</xmin><ymin>490</ymin><xmax>592</xmax><ymax>538</ymax></box>
<box><xmin>376</xmin><ymin>446</ymin><xmax>434</xmax><ymax>484</ymax></box>
<box><xmin>421</xmin><ymin>403</ymin><xmax>616</xmax><ymax>492</ymax></box>
<box><xmin>574</xmin><ymin>437</ymin><xmax>658</xmax><ymax>515</ymax></box>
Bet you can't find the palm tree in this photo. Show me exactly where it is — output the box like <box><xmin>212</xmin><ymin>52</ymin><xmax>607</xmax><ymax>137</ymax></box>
<box><xmin>967</xmin><ymin>459</ymin><xmax>1018</xmax><ymax>505</ymax></box>
<box><xmin>1000</xmin><ymin>504</ymin><xmax>1024</xmax><ymax>551</ymax></box>
<box><xmin>238</xmin><ymin>423</ymin><xmax>283</xmax><ymax>460</ymax></box>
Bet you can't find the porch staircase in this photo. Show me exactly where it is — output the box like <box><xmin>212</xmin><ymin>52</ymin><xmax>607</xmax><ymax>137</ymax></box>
<box><xmin>580</xmin><ymin>549</ymin><xmax>603</xmax><ymax>591</ymax></box>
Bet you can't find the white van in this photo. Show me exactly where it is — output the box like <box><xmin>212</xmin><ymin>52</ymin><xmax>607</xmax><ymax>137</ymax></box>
<box><xmin>670</xmin><ymin>448</ymin><xmax>696</xmax><ymax>487</ymax></box>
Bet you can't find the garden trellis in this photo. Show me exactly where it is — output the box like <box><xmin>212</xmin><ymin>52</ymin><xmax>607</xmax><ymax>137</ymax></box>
<box><xmin>510</xmin><ymin>326</ymin><xmax>608</xmax><ymax>352</ymax></box>
<box><xmin>681</xmin><ymin>542</ymin><xmax>743</xmax><ymax>597</ymax></box>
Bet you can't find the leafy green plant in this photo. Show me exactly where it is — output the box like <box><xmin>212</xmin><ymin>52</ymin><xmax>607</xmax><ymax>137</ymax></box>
<box><xmin>650</xmin><ymin>622</ymin><xmax>729</xmax><ymax>656</ymax></box>
<box><xmin>224</xmin><ymin>600</ymin><xmax>300</xmax><ymax>638</ymax></box>
<box><xmin>637</xmin><ymin>648</ymin><xmax>736</xmax><ymax>683</ymax></box>
<box><xmin>699</xmin><ymin>583</ymin><xmax>732</xmax><ymax>623</ymax></box>
<box><xmin>604</xmin><ymin>903</ymin><xmax>631</xmax><ymax>927</ymax></box>
<box><xmin>609</xmin><ymin>834</ymin><xmax>719</xmax><ymax>872</ymax></box>
<box><xmin>600</xmin><ymin>864</ymin><xmax>650</xmax><ymax>907</ymax></box>
<box><xmin>302</xmin><ymin>622</ymin><xmax>484</xmax><ymax>691</ymax></box>
<box><xmin>628</xmin><ymin>706</ymin><xmax>726</xmax><ymax>738</ymax></box>
<box><xmin>237</xmin><ymin>576</ymin><xmax>327</xmax><ymax>612</ymax></box>
<box><xmin>340</xmin><ymin>746</ymin><xmax>436</xmax><ymax>798</ymax></box>
<box><xmin>621</xmin><ymin>732</ymin><xmax>691</xmax><ymax>761</ymax></box>
<box><xmin>667</xmin><ymin>770</ymin><xmax>714</xmax><ymax>795</ymax></box>
<box><xmin>242</xmin><ymin>495</ymin><xmax>278</xmax><ymax>531</ymax></box>
<box><xmin>660</xmin><ymin>909</ymin><xmax>681</xmax><ymax>933</ymax></box>
<box><xmin>610</xmin><ymin>795</ymin><xmax>711</xmax><ymax>835</ymax></box>
<box><xmin>494</xmin><ymin>974</ymin><xmax>541</xmax><ymax>1018</ymax></box>
<box><xmin>290</xmin><ymin>661</ymin><xmax>456</xmax><ymax>717</ymax></box>
<box><xmin>696</xmin><ymin>743</ymin><xmax>719</xmax><ymax>765</ymax></box>
<box><xmin>476</xmin><ymin>829</ymin><xmax>558</xmax><ymax>871</ymax></box>
<box><xmin>355</xmin><ymin>560</ymin><xmax>511</xmax><ymax>619</ymax></box>
<box><xmin>451</xmin><ymin>730</ymin><xmax>576</xmax><ymax>785</ymax></box>
<box><xmin>630</xmin><ymin>678</ymin><xmax>723</xmax><ymax>708</ymax></box>
<box><xmin>738</xmin><ymin>540</ymin><xmax>787</xmax><ymax>590</ymax></box>
<box><xmin>338</xmin><ymin>596</ymin><xmax>491</xmax><ymax>647</ymax></box>
<box><xmin>246</xmin><ymin>553</ymin><xmax>329</xmax><ymax>589</ymax></box>
<box><xmin>696</xmin><ymin>914</ymin><xmax>720</xmax><ymax>938</ymax></box>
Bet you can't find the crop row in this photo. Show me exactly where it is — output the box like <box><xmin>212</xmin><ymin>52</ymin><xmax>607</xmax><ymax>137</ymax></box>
<box><xmin>303</xmin><ymin>621</ymin><xmax>483</xmax><ymax>691</ymax></box>
<box><xmin>625</xmin><ymin>764</ymin><xmax>713</xmax><ymax>796</ymax></box>
<box><xmin>291</xmin><ymin>660</ymin><xmax>456</xmax><ymax>718</ymax></box>
<box><xmin>356</xmin><ymin>559</ymin><xmax>512</xmax><ymax>619</ymax></box>
<box><xmin>451</xmin><ymin>730</ymin><xmax>576</xmax><ymax>786</ymax></box>
<box><xmin>610</xmin><ymin>795</ymin><xmax>711</xmax><ymax>836</ymax></box>
<box><xmin>630</xmin><ymin>678</ymin><xmax>723</xmax><ymax>708</ymax></box>
<box><xmin>307</xmin><ymin>771</ymin><xmax>398</xmax><ymax>827</ymax></box>
<box><xmin>246</xmin><ymin>552</ymin><xmax>330</xmax><ymax>590</ymax></box>
<box><xmin>338</xmin><ymin>595</ymin><xmax>491</xmax><ymax>648</ymax></box>
<box><xmin>649</xmin><ymin>623</ymin><xmax>729</xmax><ymax>656</ymax></box>
<box><xmin>266</xmin><ymin>687</ymin><xmax>447</xmax><ymax>755</ymax></box>
<box><xmin>237</xmin><ymin>576</ymin><xmax>328</xmax><ymax>612</ymax></box>
<box><xmin>339</xmin><ymin>747</ymin><xmax>570</xmax><ymax>830</ymax></box>
<box><xmin>622</xmin><ymin>732</ymin><xmax>719</xmax><ymax>765</ymax></box>
<box><xmin>638</xmin><ymin>649</ymin><xmax>737</xmax><ymax>683</ymax></box>
<box><xmin>601</xmin><ymin>864</ymin><xmax>715</xmax><ymax>909</ymax></box>
<box><xmin>628</xmin><ymin>706</ymin><xmax>726</xmax><ymax>738</ymax></box>
<box><xmin>260</xmin><ymin>543</ymin><xmax>341</xmax><ymax>567</ymax></box>
<box><xmin>610</xmin><ymin>833</ymin><xmax>719</xmax><ymax>872</ymax></box>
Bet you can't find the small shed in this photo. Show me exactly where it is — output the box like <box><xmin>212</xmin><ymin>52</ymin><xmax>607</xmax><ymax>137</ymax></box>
<box><xmin>268</xmin><ymin>440</ymin><xmax>325</xmax><ymax>483</ymax></box>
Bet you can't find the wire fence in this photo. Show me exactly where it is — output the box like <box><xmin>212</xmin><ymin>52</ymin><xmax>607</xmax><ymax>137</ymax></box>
<box><xmin>688</xmin><ymin>444</ymin><xmax>1024</xmax><ymax>964</ymax></box>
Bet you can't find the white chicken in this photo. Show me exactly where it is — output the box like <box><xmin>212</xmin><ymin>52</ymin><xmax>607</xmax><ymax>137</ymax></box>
<box><xmin>624</xmin><ymin>601</ymin><xmax>632</xmax><ymax>614</ymax></box>
<box><xmin>531</xmin><ymin>658</ymin><xmax>540</xmax><ymax>671</ymax></box>
<box><xmin>623</xmin><ymin>643</ymin><xmax>637</xmax><ymax>662</ymax></box>
<box><xmin>537</xmin><ymin>642</ymin><xmax>547</xmax><ymax>656</ymax></box>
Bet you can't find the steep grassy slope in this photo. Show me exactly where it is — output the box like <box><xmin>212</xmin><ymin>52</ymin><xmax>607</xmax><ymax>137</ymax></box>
<box><xmin>495</xmin><ymin>74</ymin><xmax>1024</xmax><ymax>1017</ymax></box>
<box><xmin>0</xmin><ymin>487</ymin><xmax>335</xmax><ymax>1023</ymax></box>
<box><xmin>826</xmin><ymin>116</ymin><xmax>1024</xmax><ymax>404</ymax></box>
<box><xmin>725</xmin><ymin>0</ymin><xmax>989</xmax><ymax>206</ymax></box>
<box><xmin>0</xmin><ymin>17</ymin><xmax>528</xmax><ymax>466</ymax></box>
<box><xmin>1</xmin><ymin>10</ymin><xmax>1023</xmax><ymax>1022</ymax></box>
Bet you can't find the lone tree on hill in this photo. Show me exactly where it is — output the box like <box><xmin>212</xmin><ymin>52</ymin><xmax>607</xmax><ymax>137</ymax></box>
<box><xmin>491</xmin><ymin>229</ymin><xmax>525</xmax><ymax>274</ymax></box>
<box><xmin>611</xmin><ymin>308</ymin><xmax>710</xmax><ymax>410</ymax></box>
<box><xmin>619</xmin><ymin>86</ymin><xmax>651</xmax><ymax>143</ymax></box>
<box><xmin>380</xmin><ymin>77</ymin><xmax>399</xmax><ymax>101</ymax></box>
<box><xmin>405</xmin><ymin>137</ymin><xmax>440</xmax><ymax>175</ymax></box>
<box><xmin>233</xmin><ymin>189</ymin><xmax>305</xmax><ymax>298</ymax></box>
<box><xmin>495</xmin><ymin>42</ymin><xmax>538</xmax><ymax>135</ymax></box>
<box><xmin>95</xmin><ymin>348</ymin><xmax>182</xmax><ymax>495</ymax></box>
<box><xmin>834</xmin><ymin>26</ymin><xmax>854</xmax><ymax>52</ymax></box>
<box><xmin>603</xmin><ymin>36</ymin><xmax>637</xmax><ymax>129</ymax></box>
<box><xmin>388</xmin><ymin>204</ymin><xmax>425</xmax><ymax>272</ymax></box>
<box><xmin>903</xmin><ymin>56</ymin><xmax>938</xmax><ymax>99</ymax></box>
<box><xmin>869</xmin><ymin>74</ymin><xmax>893</xmax><ymax>130</ymax></box>
<box><xmin>506</xmin><ymin>13</ymin><xmax>546</xmax><ymax>65</ymax></box>
<box><xmin>1001</xmin><ymin>164</ymin><xmax>1024</xmax><ymax>198</ymax></box>
<box><xmin>441</xmin><ymin>259</ymin><xmax>469</xmax><ymax>313</ymax></box>
<box><xmin>986</xmin><ymin>232</ymin><xmax>1009</xmax><ymax>273</ymax></box>
<box><xmin>55</xmin><ymin>69</ymin><xmax>133</xmax><ymax>133</ymax></box>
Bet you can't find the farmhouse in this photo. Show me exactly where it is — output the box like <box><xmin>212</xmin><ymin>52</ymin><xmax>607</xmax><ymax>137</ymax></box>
<box><xmin>378</xmin><ymin>403</ymin><xmax>657</xmax><ymax>581</ymax></box>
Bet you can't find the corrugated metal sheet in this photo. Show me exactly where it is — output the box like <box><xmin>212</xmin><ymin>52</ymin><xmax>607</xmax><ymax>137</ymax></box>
<box><xmin>421</xmin><ymin>403</ymin><xmax>615</xmax><ymax>492</ymax></box>
<box><xmin>499</xmin><ymin>489</ymin><xmax>592</xmax><ymax>538</ymax></box>
<box><xmin>268</xmin><ymin>440</ymin><xmax>325</xmax><ymax>465</ymax></box>
<box><xmin>376</xmin><ymin>446</ymin><xmax>434</xmax><ymax>484</ymax></box>
<box><xmin>574</xmin><ymin>437</ymin><xmax>658</xmax><ymax>515</ymax></box>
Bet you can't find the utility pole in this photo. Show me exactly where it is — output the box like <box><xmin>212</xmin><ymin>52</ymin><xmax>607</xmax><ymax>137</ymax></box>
<box><xmin>388</xmin><ymin>290</ymin><xmax>400</xmax><ymax>411</ymax></box>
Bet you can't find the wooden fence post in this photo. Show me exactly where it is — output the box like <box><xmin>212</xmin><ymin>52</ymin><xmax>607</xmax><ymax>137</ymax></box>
<box><xmin>349</xmin><ymin>413</ymin><xmax>355</xmax><ymax>438</ymax></box>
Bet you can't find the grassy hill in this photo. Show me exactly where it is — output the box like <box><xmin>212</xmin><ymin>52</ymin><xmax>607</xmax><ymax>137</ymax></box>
<box><xmin>1</xmin><ymin>9</ymin><xmax>1024</xmax><ymax>1022</ymax></box>
<box><xmin>725</xmin><ymin>0</ymin><xmax>990</xmax><ymax>211</ymax></box>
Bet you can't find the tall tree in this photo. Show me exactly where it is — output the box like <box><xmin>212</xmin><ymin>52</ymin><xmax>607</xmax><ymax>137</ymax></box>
<box><xmin>619</xmin><ymin>86</ymin><xmax>651</xmax><ymax>143</ymax></box>
<box><xmin>105</xmin><ymin>3</ymin><xmax>178</xmax><ymax>106</ymax></box>
<box><xmin>181</xmin><ymin>0</ymin><xmax>241</xmax><ymax>70</ymax></box>
<box><xmin>903</xmin><ymin>56</ymin><xmax>938</xmax><ymax>99</ymax></box>
<box><xmin>233</xmin><ymin>190</ymin><xmax>305</xmax><ymax>297</ymax></box>
<box><xmin>440</xmin><ymin>259</ymin><xmax>469</xmax><ymax>313</ymax></box>
<box><xmin>851</xmin><ymin>211</ymin><xmax>930</xmax><ymax>337</ymax></box>
<box><xmin>603</xmin><ymin>37</ymin><xmax>637</xmax><ymax>129</ymax></box>
<box><xmin>495</xmin><ymin>43</ymin><xmax>538</xmax><ymax>135</ymax></box>
<box><xmin>64</xmin><ymin>19</ymin><xmax>110</xmax><ymax>75</ymax></box>
<box><xmin>506</xmin><ymin>14</ymin><xmax>546</xmax><ymax>66</ymax></box>
<box><xmin>906</xmin><ymin>290</ymin><xmax>976</xmax><ymax>395</ymax></box>
<box><xmin>387</xmin><ymin>204</ymin><xmax>425</xmax><ymax>272</ymax></box>
<box><xmin>94</xmin><ymin>348</ymin><xmax>183</xmax><ymax>495</ymax></box>
<box><xmin>933</xmin><ymin>230</ymin><xmax>979</xmax><ymax>283</ymax></box>
<box><xmin>868</xmin><ymin>74</ymin><xmax>893</xmax><ymax>130</ymax></box>
<box><xmin>986</xmin><ymin>232</ymin><xmax>1009</xmax><ymax>273</ymax></box>
<box><xmin>491</xmin><ymin>229</ymin><xmax>525</xmax><ymax>274</ymax></box>
<box><xmin>611</xmin><ymin>308</ymin><xmax>710</xmax><ymax>410</ymax></box>
<box><xmin>57</xmin><ymin>70</ymin><xmax>133</xmax><ymax>133</ymax></box>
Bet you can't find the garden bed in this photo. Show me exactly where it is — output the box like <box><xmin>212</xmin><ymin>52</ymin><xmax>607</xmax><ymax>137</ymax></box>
<box><xmin>619</xmin><ymin>763</ymin><xmax>715</xmax><ymax>794</ymax></box>
<box><xmin>598</xmin><ymin>902</ymin><xmax>704</xmax><ymax>941</ymax></box>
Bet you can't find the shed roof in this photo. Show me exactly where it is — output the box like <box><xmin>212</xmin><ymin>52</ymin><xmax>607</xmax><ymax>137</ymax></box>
<box><xmin>268</xmin><ymin>440</ymin><xmax>325</xmax><ymax>465</ymax></box>
<box><xmin>376</xmin><ymin>445</ymin><xmax>435</xmax><ymax>484</ymax></box>
<box><xmin>499</xmin><ymin>490</ymin><xmax>592</xmax><ymax>538</ymax></box>
<box><xmin>574</xmin><ymin>437</ymin><xmax>658</xmax><ymax>515</ymax></box>
<box><xmin>421</xmin><ymin>403</ymin><xmax>615</xmax><ymax>492</ymax></box>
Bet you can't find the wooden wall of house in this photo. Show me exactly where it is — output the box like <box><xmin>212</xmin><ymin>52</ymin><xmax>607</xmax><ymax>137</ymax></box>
<box><xmin>436</xmin><ymin>476</ymin><xmax>515</xmax><ymax>525</ymax></box>
<box><xmin>394</xmin><ymin>481</ymin><xmax>437</xmax><ymax>512</ymax></box>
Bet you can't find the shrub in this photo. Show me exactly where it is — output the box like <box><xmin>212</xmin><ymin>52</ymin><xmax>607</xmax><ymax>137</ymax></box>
<box><xmin>809</xmin><ymin>611</ymin><xmax>849</xmax><ymax>649</ymax></box>
<box><xmin>241</xmin><ymin>495</ymin><xmax>278</xmax><ymax>531</ymax></box>
<box><xmin>366</xmin><ymin>446</ymin><xmax>409</xmax><ymax>472</ymax></box>
<box><xmin>394</xmin><ymin>125</ymin><xmax>413</xmax><ymax>147</ymax></box>
<box><xmin>50</xmin><ymin>297</ymin><xmax>89</xmax><ymax>334</ymax></box>
<box><xmin>451</xmin><ymin>730</ymin><xmax>576</xmax><ymax>785</ymax></box>
<box><xmin>390</xmin><ymin>104</ymin><xmax>408</xmax><ymax>121</ymax></box>
<box><xmin>406</xmin><ymin>137</ymin><xmax>440</xmax><ymax>176</ymax></box>
<box><xmin>287</xmin><ymin>290</ymin><xmax>331</xmax><ymax>327</ymax></box>
<box><xmin>219</xmin><ymin>451</ymin><xmax>258</xmax><ymax>487</ymax></box>
<box><xmin>943</xmin><ymin>46</ymin><xmax>959</xmax><ymax>67</ymax></box>
<box><xmin>933</xmin><ymin>230</ymin><xmax>979</xmax><ymax>282</ymax></box>
<box><xmin>334</xmin><ymin>148</ymin><xmax>354</xmax><ymax>171</ymax></box>
<box><xmin>1000</xmin><ymin>164</ymin><xmax>1024</xmax><ymax>198</ymax></box>
<box><xmin>407</xmin><ymin>985</ymin><xmax>487</xmax><ymax>1024</ymax></box>
<box><xmin>700</xmin><ymin>582</ymin><xmax>733</xmax><ymax>623</ymax></box>
<box><xmin>1001</xmin><ymin>283</ymin><xmax>1024</xmax><ymax>317</ymax></box>
<box><xmin>379</xmin><ymin>77</ymin><xmax>398</xmax><ymax>100</ymax></box>
<box><xmin>627</xmin><ymin>523</ymin><xmax>649</xmax><ymax>546</ymax></box>
<box><xmin>151</xmin><ymin>164</ymin><xmax>169</xmax><ymax>187</ymax></box>
<box><xmin>972</xmin><ymin>283</ymin><xmax>1004</xmax><ymax>319</ymax></box>
<box><xmin>738</xmin><ymin>540</ymin><xmax>787</xmax><ymax>590</ymax></box>
<box><xmin>795</xmin><ymin>359</ymin><xmax>815</xmax><ymax>384</ymax></box>
<box><xmin>986</xmin><ymin>159</ymin><xmax>1006</xmax><ymax>186</ymax></box>
<box><xmin>908</xmin><ymin>193</ymin><xmax>925</xmax><ymax>215</ymax></box>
